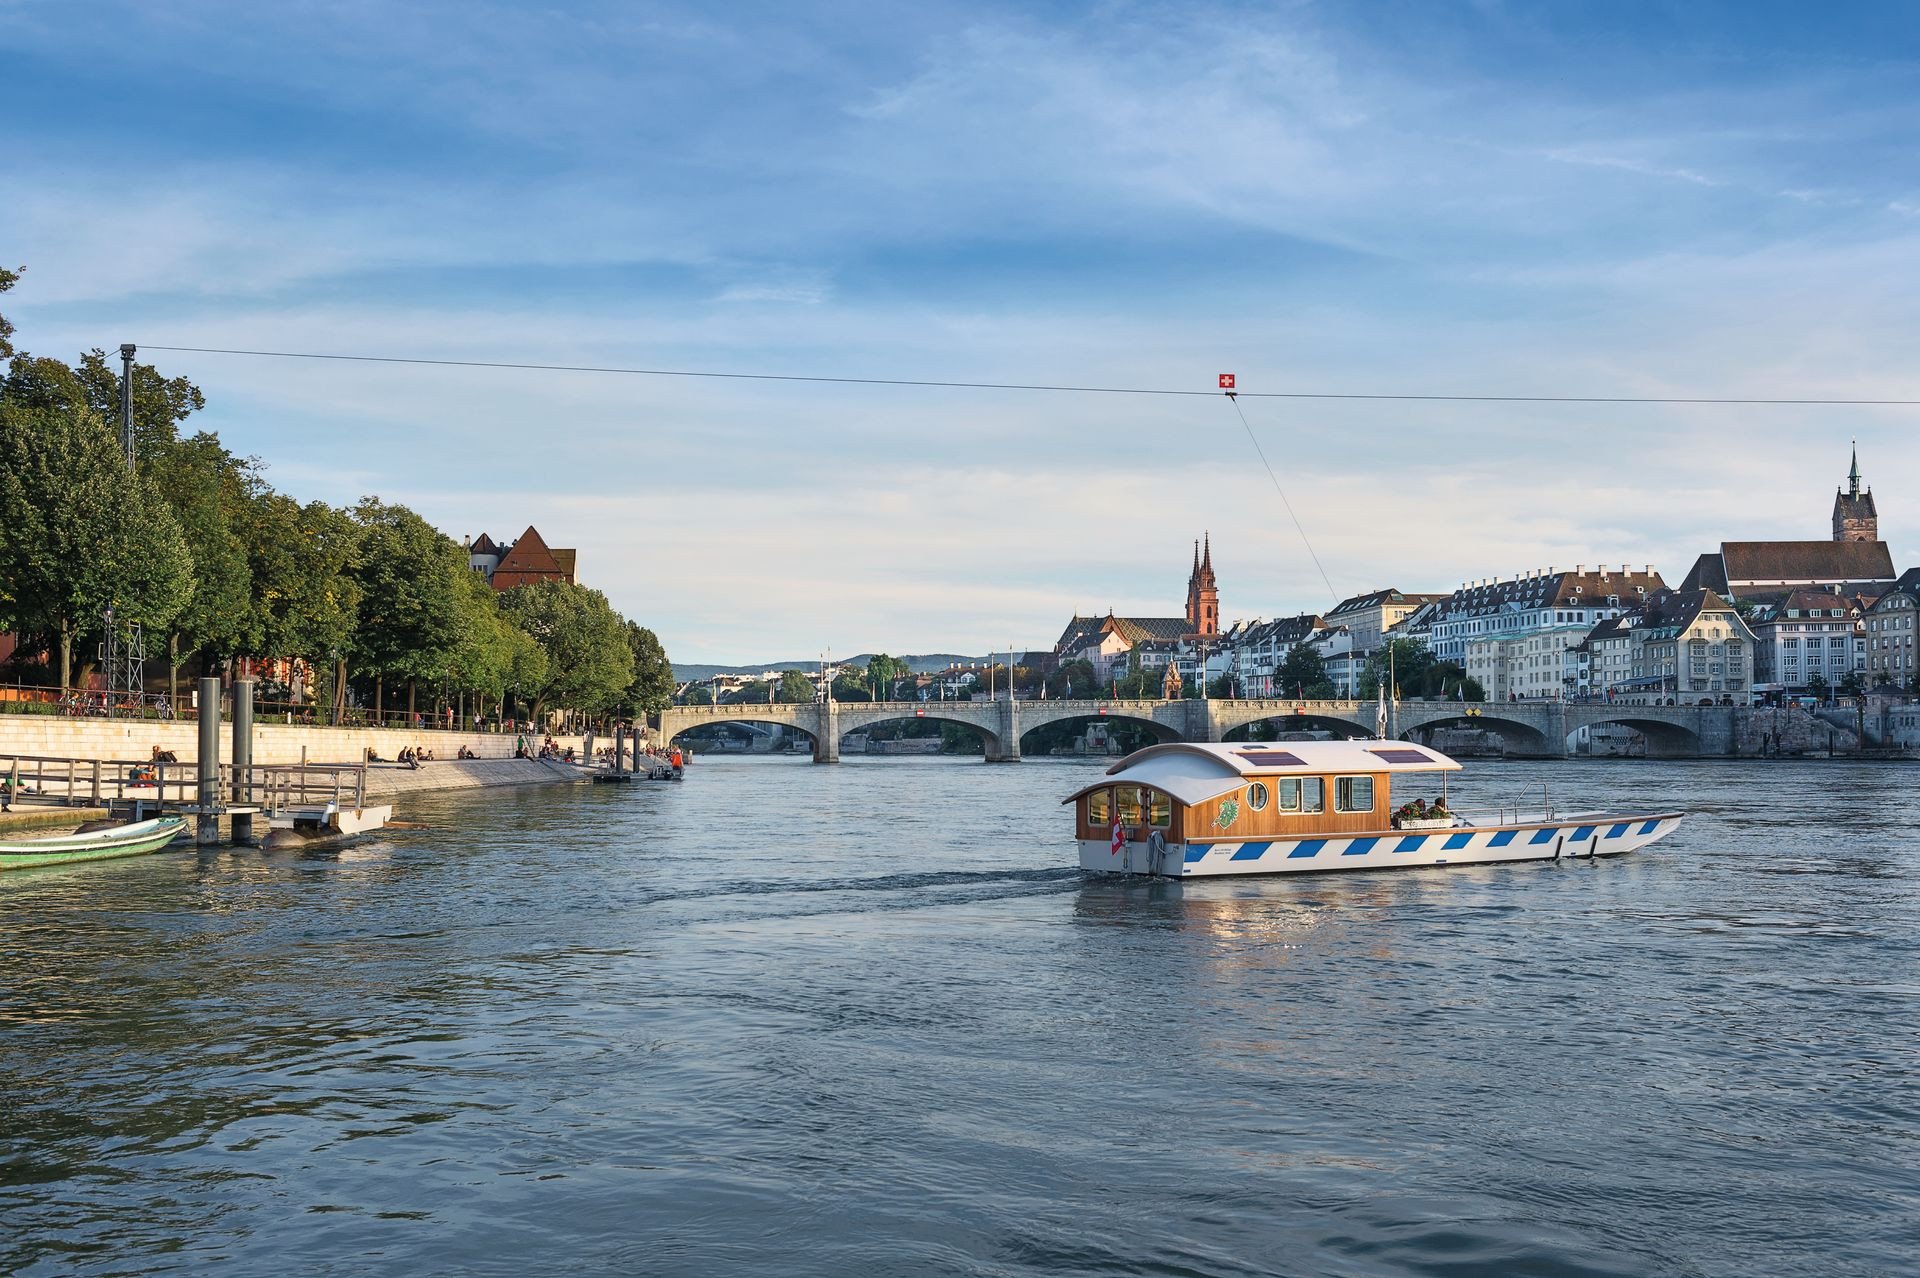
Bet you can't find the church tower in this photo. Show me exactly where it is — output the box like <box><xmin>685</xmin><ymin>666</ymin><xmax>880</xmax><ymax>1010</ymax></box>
<box><xmin>1833</xmin><ymin>445</ymin><xmax>1878</xmax><ymax>542</ymax></box>
<box><xmin>1185</xmin><ymin>534</ymin><xmax>1220</xmax><ymax>637</ymax></box>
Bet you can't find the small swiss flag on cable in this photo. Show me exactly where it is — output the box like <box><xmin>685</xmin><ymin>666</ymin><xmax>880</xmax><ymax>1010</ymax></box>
<box><xmin>1218</xmin><ymin>373</ymin><xmax>1236</xmax><ymax>390</ymax></box>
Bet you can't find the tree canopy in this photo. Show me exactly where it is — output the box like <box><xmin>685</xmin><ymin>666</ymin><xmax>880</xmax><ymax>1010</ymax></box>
<box><xmin>498</xmin><ymin>579</ymin><xmax>635</xmax><ymax>718</ymax></box>
<box><xmin>0</xmin><ymin>400</ymin><xmax>193</xmax><ymax>685</ymax></box>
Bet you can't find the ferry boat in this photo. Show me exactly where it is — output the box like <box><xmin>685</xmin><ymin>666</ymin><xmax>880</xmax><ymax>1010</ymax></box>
<box><xmin>1065</xmin><ymin>741</ymin><xmax>1682</xmax><ymax>877</ymax></box>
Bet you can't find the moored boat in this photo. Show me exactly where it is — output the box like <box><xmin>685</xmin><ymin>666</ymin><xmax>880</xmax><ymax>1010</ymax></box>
<box><xmin>0</xmin><ymin>816</ymin><xmax>188</xmax><ymax>871</ymax></box>
<box><xmin>1065</xmin><ymin>741</ymin><xmax>1681</xmax><ymax>877</ymax></box>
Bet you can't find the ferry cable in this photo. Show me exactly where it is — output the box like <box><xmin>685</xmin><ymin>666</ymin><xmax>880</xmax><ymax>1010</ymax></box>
<box><xmin>1224</xmin><ymin>393</ymin><xmax>1341</xmax><ymax>606</ymax></box>
<box><xmin>137</xmin><ymin>346</ymin><xmax>1920</xmax><ymax>406</ymax></box>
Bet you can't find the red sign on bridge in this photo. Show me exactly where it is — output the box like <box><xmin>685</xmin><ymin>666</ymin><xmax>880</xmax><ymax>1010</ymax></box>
<box><xmin>1218</xmin><ymin>373</ymin><xmax>1236</xmax><ymax>390</ymax></box>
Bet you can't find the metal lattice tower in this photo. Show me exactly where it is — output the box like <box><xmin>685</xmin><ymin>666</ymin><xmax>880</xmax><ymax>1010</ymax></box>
<box><xmin>100</xmin><ymin>606</ymin><xmax>145</xmax><ymax>717</ymax></box>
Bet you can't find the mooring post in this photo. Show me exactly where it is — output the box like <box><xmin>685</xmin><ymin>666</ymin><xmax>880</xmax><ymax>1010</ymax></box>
<box><xmin>613</xmin><ymin>724</ymin><xmax>626</xmax><ymax>775</ymax></box>
<box><xmin>231</xmin><ymin>678</ymin><xmax>254</xmax><ymax>846</ymax></box>
<box><xmin>196</xmin><ymin>677</ymin><xmax>221</xmax><ymax>845</ymax></box>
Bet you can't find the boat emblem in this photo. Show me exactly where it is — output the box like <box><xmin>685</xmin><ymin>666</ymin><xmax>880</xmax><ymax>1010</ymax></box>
<box><xmin>1213</xmin><ymin>798</ymin><xmax>1240</xmax><ymax>830</ymax></box>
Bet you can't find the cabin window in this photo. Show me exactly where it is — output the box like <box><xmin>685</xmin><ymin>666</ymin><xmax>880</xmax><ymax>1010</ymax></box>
<box><xmin>1334</xmin><ymin>775</ymin><xmax>1376</xmax><ymax>812</ymax></box>
<box><xmin>1086</xmin><ymin>788</ymin><xmax>1111</xmax><ymax>825</ymax></box>
<box><xmin>1146</xmin><ymin>789</ymin><xmax>1172</xmax><ymax>828</ymax></box>
<box><xmin>1300</xmin><ymin>776</ymin><xmax>1325</xmax><ymax>814</ymax></box>
<box><xmin>1277</xmin><ymin>778</ymin><xmax>1301</xmax><ymax>811</ymax></box>
<box><xmin>1246</xmin><ymin>781</ymin><xmax>1270</xmax><ymax>811</ymax></box>
<box><xmin>1117</xmin><ymin>785</ymin><xmax>1144</xmax><ymax>826</ymax></box>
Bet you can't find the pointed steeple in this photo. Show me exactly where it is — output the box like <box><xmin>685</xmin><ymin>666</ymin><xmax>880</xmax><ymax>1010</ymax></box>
<box><xmin>1849</xmin><ymin>443</ymin><xmax>1861</xmax><ymax>498</ymax></box>
<box><xmin>1201</xmin><ymin>531</ymin><xmax>1214</xmax><ymax>580</ymax></box>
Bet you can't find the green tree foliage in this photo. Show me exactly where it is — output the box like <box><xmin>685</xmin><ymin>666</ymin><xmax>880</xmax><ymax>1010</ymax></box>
<box><xmin>498</xmin><ymin>579</ymin><xmax>635</xmax><ymax>718</ymax></box>
<box><xmin>682</xmin><ymin>683</ymin><xmax>715</xmax><ymax>705</ymax></box>
<box><xmin>1045</xmin><ymin>658</ymin><xmax>1098</xmax><ymax>698</ymax></box>
<box><xmin>0</xmin><ymin>265</ymin><xmax>19</xmax><ymax>362</ymax></box>
<box><xmin>447</xmin><ymin>567</ymin><xmax>546</xmax><ymax>710</ymax></box>
<box><xmin>348</xmin><ymin>498</ymin><xmax>469</xmax><ymax>702</ymax></box>
<box><xmin>862</xmin><ymin>653</ymin><xmax>912</xmax><ymax>697</ymax></box>
<box><xmin>1275</xmin><ymin>644</ymin><xmax>1337</xmax><ymax>698</ymax></box>
<box><xmin>777</xmin><ymin>670</ymin><xmax>817</xmax><ymax>703</ymax></box>
<box><xmin>615</xmin><ymin>622</ymin><xmax>675</xmax><ymax>716</ymax></box>
<box><xmin>241</xmin><ymin>494</ymin><xmax>362</xmax><ymax>666</ymax></box>
<box><xmin>0</xmin><ymin>400</ymin><xmax>193</xmax><ymax>686</ymax></box>
<box><xmin>1356</xmin><ymin>638</ymin><xmax>1476</xmax><ymax>700</ymax></box>
<box><xmin>147</xmin><ymin>433</ymin><xmax>258</xmax><ymax>677</ymax></box>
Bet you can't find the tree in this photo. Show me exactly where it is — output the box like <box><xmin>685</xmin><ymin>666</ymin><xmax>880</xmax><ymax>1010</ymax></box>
<box><xmin>446</xmin><ymin>567</ymin><xmax>546</xmax><ymax>719</ymax></box>
<box><xmin>683</xmin><ymin>683</ymin><xmax>714</xmax><ymax>705</ymax></box>
<box><xmin>615</xmin><ymin>622</ymin><xmax>675</xmax><ymax>717</ymax></box>
<box><xmin>0</xmin><ymin>264</ymin><xmax>18</xmax><ymax>363</ymax></box>
<box><xmin>863</xmin><ymin>653</ymin><xmax>911</xmax><ymax>698</ymax></box>
<box><xmin>0</xmin><ymin>400</ymin><xmax>193</xmax><ymax>686</ymax></box>
<box><xmin>1838</xmin><ymin>671</ymin><xmax>1865</xmax><ymax>698</ymax></box>
<box><xmin>1807</xmin><ymin>672</ymin><xmax>1831</xmax><ymax>702</ymax></box>
<box><xmin>1275</xmin><ymin>644</ymin><xmax>1336</xmax><ymax>699</ymax></box>
<box><xmin>777</xmin><ymin>670</ymin><xmax>816</xmax><ymax>703</ymax></box>
<box><xmin>146</xmin><ymin>433</ymin><xmax>257</xmax><ymax>689</ymax></box>
<box><xmin>1046</xmin><ymin>658</ymin><xmax>1097</xmax><ymax>698</ymax></box>
<box><xmin>497</xmin><ymin>578</ymin><xmax>635</xmax><ymax>720</ymax></box>
<box><xmin>348</xmin><ymin>498</ymin><xmax>469</xmax><ymax>713</ymax></box>
<box><xmin>240</xmin><ymin>495</ymin><xmax>361</xmax><ymax>714</ymax></box>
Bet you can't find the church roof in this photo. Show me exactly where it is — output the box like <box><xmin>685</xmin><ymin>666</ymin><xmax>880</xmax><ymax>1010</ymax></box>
<box><xmin>470</xmin><ymin>532</ymin><xmax>499</xmax><ymax>555</ymax></box>
<box><xmin>1715</xmin><ymin>540</ymin><xmax>1894</xmax><ymax>587</ymax></box>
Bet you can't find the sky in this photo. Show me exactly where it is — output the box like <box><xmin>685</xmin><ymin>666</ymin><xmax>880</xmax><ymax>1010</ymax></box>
<box><xmin>4</xmin><ymin>1</ymin><xmax>1919</xmax><ymax>664</ymax></box>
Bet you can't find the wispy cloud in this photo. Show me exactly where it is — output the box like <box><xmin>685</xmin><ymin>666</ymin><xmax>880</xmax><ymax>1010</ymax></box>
<box><xmin>5</xmin><ymin>1</ymin><xmax>1919</xmax><ymax>661</ymax></box>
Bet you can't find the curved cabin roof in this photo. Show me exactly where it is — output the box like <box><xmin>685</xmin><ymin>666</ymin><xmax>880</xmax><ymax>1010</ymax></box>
<box><xmin>1060</xmin><ymin>740</ymin><xmax>1461</xmax><ymax>807</ymax></box>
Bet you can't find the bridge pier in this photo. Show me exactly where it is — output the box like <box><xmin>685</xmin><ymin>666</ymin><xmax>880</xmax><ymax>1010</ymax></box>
<box><xmin>984</xmin><ymin>699</ymin><xmax>1021</xmax><ymax>762</ymax></box>
<box><xmin>813</xmin><ymin>703</ymin><xmax>840</xmax><ymax>764</ymax></box>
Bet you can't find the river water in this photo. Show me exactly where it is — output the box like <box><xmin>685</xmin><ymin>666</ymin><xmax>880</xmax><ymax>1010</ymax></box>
<box><xmin>2</xmin><ymin>756</ymin><xmax>1915</xmax><ymax>1276</ymax></box>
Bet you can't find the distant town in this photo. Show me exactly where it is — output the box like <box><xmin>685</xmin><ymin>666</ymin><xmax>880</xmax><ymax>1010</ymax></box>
<box><xmin>678</xmin><ymin>450</ymin><xmax>1917</xmax><ymax>718</ymax></box>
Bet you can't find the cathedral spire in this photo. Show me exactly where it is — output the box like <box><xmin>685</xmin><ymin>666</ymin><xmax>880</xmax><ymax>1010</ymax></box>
<box><xmin>1849</xmin><ymin>443</ymin><xmax>1861</xmax><ymax>498</ymax></box>
<box><xmin>1201</xmin><ymin>531</ymin><xmax>1213</xmax><ymax>577</ymax></box>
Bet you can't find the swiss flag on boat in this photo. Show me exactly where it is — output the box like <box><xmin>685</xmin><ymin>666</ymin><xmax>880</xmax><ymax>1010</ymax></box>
<box><xmin>1111</xmin><ymin>820</ymin><xmax>1125</xmax><ymax>854</ymax></box>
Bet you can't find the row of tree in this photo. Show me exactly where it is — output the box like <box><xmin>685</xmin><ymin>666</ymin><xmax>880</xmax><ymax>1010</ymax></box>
<box><xmin>0</xmin><ymin>268</ymin><xmax>673</xmax><ymax>723</ymax></box>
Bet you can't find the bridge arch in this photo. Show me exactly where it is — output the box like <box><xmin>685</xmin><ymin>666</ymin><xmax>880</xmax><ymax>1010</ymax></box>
<box><xmin>1401</xmin><ymin>713</ymin><xmax>1555</xmax><ymax>757</ymax></box>
<box><xmin>663</xmin><ymin>714</ymin><xmax>816</xmax><ymax>752</ymax></box>
<box><xmin>836</xmin><ymin>708</ymin><xmax>1005</xmax><ymax>760</ymax></box>
<box><xmin>1565</xmin><ymin>716</ymin><xmax>1702</xmax><ymax>759</ymax></box>
<box><xmin>1017</xmin><ymin>711</ymin><xmax>1179</xmax><ymax>757</ymax></box>
<box><xmin>1220</xmin><ymin>712</ymin><xmax>1373</xmax><ymax>742</ymax></box>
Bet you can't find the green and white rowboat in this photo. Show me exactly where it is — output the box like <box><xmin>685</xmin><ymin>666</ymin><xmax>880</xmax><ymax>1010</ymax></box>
<box><xmin>0</xmin><ymin>816</ymin><xmax>187</xmax><ymax>871</ymax></box>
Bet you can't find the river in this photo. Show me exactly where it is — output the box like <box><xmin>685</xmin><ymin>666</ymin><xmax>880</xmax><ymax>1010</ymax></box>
<box><xmin>2</xmin><ymin>756</ymin><xmax>1915</xmax><ymax>1276</ymax></box>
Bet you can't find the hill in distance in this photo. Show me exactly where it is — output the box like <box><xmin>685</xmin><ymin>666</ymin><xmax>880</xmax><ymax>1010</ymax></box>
<box><xmin>673</xmin><ymin>653</ymin><xmax>1010</xmax><ymax>682</ymax></box>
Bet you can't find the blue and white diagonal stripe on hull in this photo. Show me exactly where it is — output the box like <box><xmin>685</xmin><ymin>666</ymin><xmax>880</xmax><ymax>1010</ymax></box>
<box><xmin>1091</xmin><ymin>816</ymin><xmax>1682</xmax><ymax>877</ymax></box>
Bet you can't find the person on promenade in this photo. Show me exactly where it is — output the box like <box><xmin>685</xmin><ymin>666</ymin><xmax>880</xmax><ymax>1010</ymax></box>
<box><xmin>1</xmin><ymin>774</ymin><xmax>12</xmax><ymax>812</ymax></box>
<box><xmin>514</xmin><ymin>734</ymin><xmax>528</xmax><ymax>759</ymax></box>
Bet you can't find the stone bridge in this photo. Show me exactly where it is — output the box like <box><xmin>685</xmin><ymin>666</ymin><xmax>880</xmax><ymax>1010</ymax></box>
<box><xmin>657</xmin><ymin>698</ymin><xmax>1783</xmax><ymax>763</ymax></box>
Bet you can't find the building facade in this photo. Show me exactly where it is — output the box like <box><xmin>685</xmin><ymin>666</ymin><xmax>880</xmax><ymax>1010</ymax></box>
<box><xmin>1749</xmin><ymin>590</ymin><xmax>1868</xmax><ymax>694</ymax></box>
<box><xmin>1865</xmin><ymin>569</ymin><xmax>1920</xmax><ymax>688</ymax></box>
<box><xmin>1614</xmin><ymin>589</ymin><xmax>1757</xmax><ymax>705</ymax></box>
<box><xmin>1426</xmin><ymin>567</ymin><xmax>1666</xmax><ymax>666</ymax></box>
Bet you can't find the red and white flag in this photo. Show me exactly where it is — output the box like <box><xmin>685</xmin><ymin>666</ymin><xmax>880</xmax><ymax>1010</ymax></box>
<box><xmin>1111</xmin><ymin>820</ymin><xmax>1125</xmax><ymax>854</ymax></box>
<box><xmin>1218</xmin><ymin>373</ymin><xmax>1236</xmax><ymax>390</ymax></box>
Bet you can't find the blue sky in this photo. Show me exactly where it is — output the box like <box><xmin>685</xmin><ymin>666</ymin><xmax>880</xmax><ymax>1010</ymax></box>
<box><xmin>5</xmin><ymin>2</ymin><xmax>1919</xmax><ymax>662</ymax></box>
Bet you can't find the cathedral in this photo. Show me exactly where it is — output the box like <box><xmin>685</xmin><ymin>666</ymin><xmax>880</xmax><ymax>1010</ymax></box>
<box><xmin>1186</xmin><ymin>534</ymin><xmax>1220</xmax><ymax>638</ymax></box>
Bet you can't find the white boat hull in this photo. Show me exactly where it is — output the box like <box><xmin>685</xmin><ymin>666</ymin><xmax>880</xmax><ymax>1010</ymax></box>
<box><xmin>1081</xmin><ymin>813</ymin><xmax>1683</xmax><ymax>877</ymax></box>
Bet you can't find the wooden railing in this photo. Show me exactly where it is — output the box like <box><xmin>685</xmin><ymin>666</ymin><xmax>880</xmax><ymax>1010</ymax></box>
<box><xmin>0</xmin><ymin>753</ymin><xmax>366</xmax><ymax>813</ymax></box>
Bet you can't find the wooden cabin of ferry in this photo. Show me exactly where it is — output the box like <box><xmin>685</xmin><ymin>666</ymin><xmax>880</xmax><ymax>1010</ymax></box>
<box><xmin>1066</xmin><ymin>741</ymin><xmax>1463</xmax><ymax>844</ymax></box>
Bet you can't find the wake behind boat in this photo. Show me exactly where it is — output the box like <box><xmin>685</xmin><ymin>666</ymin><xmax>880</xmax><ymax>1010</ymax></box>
<box><xmin>1064</xmin><ymin>741</ymin><xmax>1681</xmax><ymax>877</ymax></box>
<box><xmin>0</xmin><ymin>816</ymin><xmax>188</xmax><ymax>871</ymax></box>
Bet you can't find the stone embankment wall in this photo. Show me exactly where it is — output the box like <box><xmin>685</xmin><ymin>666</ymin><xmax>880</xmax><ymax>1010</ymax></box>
<box><xmin>1735</xmin><ymin>706</ymin><xmax>1860</xmax><ymax>755</ymax></box>
<box><xmin>0</xmin><ymin>716</ymin><xmax>591</xmax><ymax>767</ymax></box>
